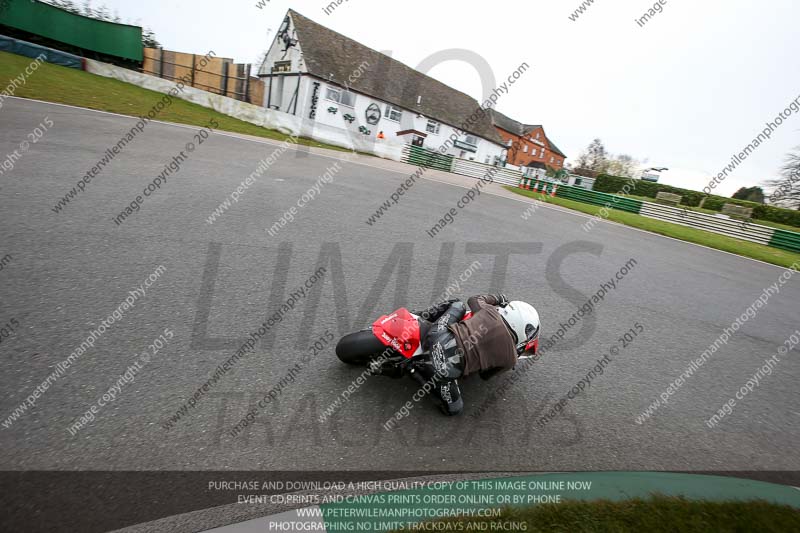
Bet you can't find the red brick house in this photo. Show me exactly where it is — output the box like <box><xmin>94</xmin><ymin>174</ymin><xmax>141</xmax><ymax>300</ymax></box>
<box><xmin>489</xmin><ymin>109</ymin><xmax>567</xmax><ymax>172</ymax></box>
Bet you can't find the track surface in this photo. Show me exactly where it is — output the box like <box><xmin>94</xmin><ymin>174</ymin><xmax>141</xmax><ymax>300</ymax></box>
<box><xmin>1</xmin><ymin>98</ymin><xmax>799</xmax><ymax>473</ymax></box>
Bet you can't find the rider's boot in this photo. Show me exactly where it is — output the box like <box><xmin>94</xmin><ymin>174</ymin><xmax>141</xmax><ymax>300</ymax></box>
<box><xmin>368</xmin><ymin>358</ymin><xmax>404</xmax><ymax>378</ymax></box>
<box><xmin>410</xmin><ymin>360</ymin><xmax>464</xmax><ymax>416</ymax></box>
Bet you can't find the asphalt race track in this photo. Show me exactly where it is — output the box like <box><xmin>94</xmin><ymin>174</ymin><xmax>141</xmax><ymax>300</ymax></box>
<box><xmin>1</xmin><ymin>97</ymin><xmax>799</xmax><ymax>474</ymax></box>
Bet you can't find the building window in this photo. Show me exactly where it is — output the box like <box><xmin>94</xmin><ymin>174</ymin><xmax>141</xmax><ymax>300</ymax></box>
<box><xmin>385</xmin><ymin>105</ymin><xmax>403</xmax><ymax>122</ymax></box>
<box><xmin>426</xmin><ymin>120</ymin><xmax>441</xmax><ymax>135</ymax></box>
<box><xmin>536</xmin><ymin>132</ymin><xmax>540</xmax><ymax>139</ymax></box>
<box><xmin>523</xmin><ymin>145</ymin><xmax>528</xmax><ymax>153</ymax></box>
<box><xmin>506</xmin><ymin>139</ymin><xmax>513</xmax><ymax>147</ymax></box>
<box><xmin>540</xmin><ymin>148</ymin><xmax>545</xmax><ymax>157</ymax></box>
<box><xmin>550</xmin><ymin>156</ymin><xmax>555</xmax><ymax>163</ymax></box>
<box><xmin>273</xmin><ymin>60</ymin><xmax>292</xmax><ymax>73</ymax></box>
<box><xmin>326</xmin><ymin>87</ymin><xmax>356</xmax><ymax>107</ymax></box>
<box><xmin>464</xmin><ymin>134</ymin><xmax>478</xmax><ymax>146</ymax></box>
<box><xmin>412</xmin><ymin>135</ymin><xmax>425</xmax><ymax>147</ymax></box>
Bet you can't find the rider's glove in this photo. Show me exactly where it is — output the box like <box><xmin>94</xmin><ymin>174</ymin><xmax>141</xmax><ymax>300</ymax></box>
<box><xmin>495</xmin><ymin>294</ymin><xmax>510</xmax><ymax>307</ymax></box>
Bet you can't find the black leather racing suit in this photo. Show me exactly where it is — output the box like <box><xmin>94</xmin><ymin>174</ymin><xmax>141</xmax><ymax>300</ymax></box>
<box><xmin>410</xmin><ymin>294</ymin><xmax>515</xmax><ymax>416</ymax></box>
<box><xmin>409</xmin><ymin>299</ymin><xmax>468</xmax><ymax>416</ymax></box>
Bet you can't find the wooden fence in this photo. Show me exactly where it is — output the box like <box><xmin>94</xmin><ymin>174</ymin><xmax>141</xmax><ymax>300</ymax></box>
<box><xmin>142</xmin><ymin>48</ymin><xmax>264</xmax><ymax>105</ymax></box>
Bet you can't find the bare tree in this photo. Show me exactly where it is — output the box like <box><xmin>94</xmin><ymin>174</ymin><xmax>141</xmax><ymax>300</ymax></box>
<box><xmin>765</xmin><ymin>146</ymin><xmax>800</xmax><ymax>209</ymax></box>
<box><xmin>586</xmin><ymin>138</ymin><xmax>608</xmax><ymax>172</ymax></box>
<box><xmin>606</xmin><ymin>154</ymin><xmax>640</xmax><ymax>178</ymax></box>
<box><xmin>142</xmin><ymin>28</ymin><xmax>161</xmax><ymax>48</ymax></box>
<box><xmin>573</xmin><ymin>150</ymin><xmax>590</xmax><ymax>170</ymax></box>
<box><xmin>572</xmin><ymin>139</ymin><xmax>650</xmax><ymax>179</ymax></box>
<box><xmin>573</xmin><ymin>138</ymin><xmax>608</xmax><ymax>174</ymax></box>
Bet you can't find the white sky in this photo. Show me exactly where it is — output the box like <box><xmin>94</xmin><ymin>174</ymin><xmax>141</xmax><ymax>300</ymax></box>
<box><xmin>97</xmin><ymin>0</ymin><xmax>799</xmax><ymax>196</ymax></box>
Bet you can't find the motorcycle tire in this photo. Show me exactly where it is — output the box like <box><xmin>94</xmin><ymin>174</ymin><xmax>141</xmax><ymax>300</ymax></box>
<box><xmin>336</xmin><ymin>329</ymin><xmax>387</xmax><ymax>365</ymax></box>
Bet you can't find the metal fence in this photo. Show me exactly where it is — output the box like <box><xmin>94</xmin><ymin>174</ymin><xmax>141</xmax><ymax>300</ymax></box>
<box><xmin>552</xmin><ymin>181</ymin><xmax>642</xmax><ymax>214</ymax></box>
<box><xmin>770</xmin><ymin>228</ymin><xmax>800</xmax><ymax>253</ymax></box>
<box><xmin>638</xmin><ymin>202</ymin><xmax>775</xmax><ymax>245</ymax></box>
<box><xmin>452</xmin><ymin>158</ymin><xmax>520</xmax><ymax>186</ymax></box>
<box><xmin>401</xmin><ymin>145</ymin><xmax>453</xmax><ymax>172</ymax></box>
<box><xmin>535</xmin><ymin>183</ymin><xmax>800</xmax><ymax>253</ymax></box>
<box><xmin>401</xmin><ymin>145</ymin><xmax>521</xmax><ymax>186</ymax></box>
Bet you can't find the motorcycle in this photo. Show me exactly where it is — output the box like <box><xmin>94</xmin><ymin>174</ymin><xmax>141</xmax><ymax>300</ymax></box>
<box><xmin>335</xmin><ymin>307</ymin><xmax>473</xmax><ymax>376</ymax></box>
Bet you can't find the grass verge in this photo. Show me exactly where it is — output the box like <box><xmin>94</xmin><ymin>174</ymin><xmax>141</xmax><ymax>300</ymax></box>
<box><xmin>0</xmin><ymin>51</ymin><xmax>350</xmax><ymax>152</ymax></box>
<box><xmin>507</xmin><ymin>186</ymin><xmax>800</xmax><ymax>268</ymax></box>
<box><xmin>396</xmin><ymin>496</ymin><xmax>800</xmax><ymax>532</ymax></box>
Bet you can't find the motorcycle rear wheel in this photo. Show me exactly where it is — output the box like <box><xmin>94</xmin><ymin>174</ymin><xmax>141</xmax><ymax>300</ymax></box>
<box><xmin>336</xmin><ymin>329</ymin><xmax>387</xmax><ymax>365</ymax></box>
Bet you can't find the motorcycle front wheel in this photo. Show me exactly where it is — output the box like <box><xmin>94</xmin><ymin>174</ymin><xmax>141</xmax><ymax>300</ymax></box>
<box><xmin>335</xmin><ymin>329</ymin><xmax>387</xmax><ymax>365</ymax></box>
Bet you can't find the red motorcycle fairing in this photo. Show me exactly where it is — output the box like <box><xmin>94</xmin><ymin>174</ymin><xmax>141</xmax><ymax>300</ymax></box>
<box><xmin>371</xmin><ymin>307</ymin><xmax>421</xmax><ymax>359</ymax></box>
<box><xmin>371</xmin><ymin>308</ymin><xmax>474</xmax><ymax>359</ymax></box>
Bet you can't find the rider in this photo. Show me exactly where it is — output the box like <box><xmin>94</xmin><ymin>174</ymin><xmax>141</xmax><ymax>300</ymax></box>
<box><xmin>408</xmin><ymin>294</ymin><xmax>540</xmax><ymax>416</ymax></box>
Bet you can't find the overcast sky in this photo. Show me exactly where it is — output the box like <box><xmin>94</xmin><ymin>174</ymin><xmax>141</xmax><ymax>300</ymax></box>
<box><xmin>96</xmin><ymin>0</ymin><xmax>799</xmax><ymax>196</ymax></box>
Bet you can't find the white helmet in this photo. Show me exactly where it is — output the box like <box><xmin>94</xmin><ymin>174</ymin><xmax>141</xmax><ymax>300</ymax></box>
<box><xmin>497</xmin><ymin>301</ymin><xmax>540</xmax><ymax>356</ymax></box>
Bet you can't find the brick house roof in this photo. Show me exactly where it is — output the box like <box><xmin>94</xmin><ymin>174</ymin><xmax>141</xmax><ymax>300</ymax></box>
<box><xmin>489</xmin><ymin>108</ymin><xmax>567</xmax><ymax>159</ymax></box>
<box><xmin>489</xmin><ymin>108</ymin><xmax>538</xmax><ymax>137</ymax></box>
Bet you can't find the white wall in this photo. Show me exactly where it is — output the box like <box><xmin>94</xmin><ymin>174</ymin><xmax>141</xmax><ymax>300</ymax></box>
<box><xmin>259</xmin><ymin>13</ymin><xmax>308</xmax><ymax>112</ymax></box>
<box><xmin>292</xmin><ymin>79</ymin><xmax>504</xmax><ymax>163</ymax></box>
<box><xmin>85</xmin><ymin>58</ymin><xmax>403</xmax><ymax>161</ymax></box>
<box><xmin>567</xmin><ymin>174</ymin><xmax>595</xmax><ymax>190</ymax></box>
<box><xmin>258</xmin><ymin>15</ymin><xmax>306</xmax><ymax>76</ymax></box>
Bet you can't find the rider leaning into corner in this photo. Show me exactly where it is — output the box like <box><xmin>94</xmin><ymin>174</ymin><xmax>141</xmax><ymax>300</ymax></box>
<box><xmin>401</xmin><ymin>294</ymin><xmax>540</xmax><ymax>416</ymax></box>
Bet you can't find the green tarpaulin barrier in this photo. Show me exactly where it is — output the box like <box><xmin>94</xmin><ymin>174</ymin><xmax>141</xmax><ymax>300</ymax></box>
<box><xmin>0</xmin><ymin>0</ymin><xmax>142</xmax><ymax>61</ymax></box>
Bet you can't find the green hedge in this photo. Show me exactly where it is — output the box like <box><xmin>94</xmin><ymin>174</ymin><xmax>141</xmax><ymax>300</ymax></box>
<box><xmin>592</xmin><ymin>174</ymin><xmax>705</xmax><ymax>206</ymax></box>
<box><xmin>751</xmin><ymin>203</ymin><xmax>800</xmax><ymax>227</ymax></box>
<box><xmin>593</xmin><ymin>174</ymin><xmax>800</xmax><ymax>228</ymax></box>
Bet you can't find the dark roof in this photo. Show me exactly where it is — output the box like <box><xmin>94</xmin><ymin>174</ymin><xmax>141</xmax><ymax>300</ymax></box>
<box><xmin>288</xmin><ymin>10</ymin><xmax>503</xmax><ymax>145</ymax></box>
<box><xmin>489</xmin><ymin>109</ymin><xmax>539</xmax><ymax>136</ymax></box>
<box><xmin>548</xmin><ymin>141</ymin><xmax>567</xmax><ymax>158</ymax></box>
<box><xmin>489</xmin><ymin>108</ymin><xmax>567</xmax><ymax>159</ymax></box>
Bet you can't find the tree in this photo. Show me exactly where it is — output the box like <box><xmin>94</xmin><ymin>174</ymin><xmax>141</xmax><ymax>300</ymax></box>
<box><xmin>605</xmin><ymin>154</ymin><xmax>640</xmax><ymax>178</ymax></box>
<box><xmin>142</xmin><ymin>28</ymin><xmax>161</xmax><ymax>48</ymax></box>
<box><xmin>95</xmin><ymin>5</ymin><xmax>111</xmax><ymax>20</ymax></box>
<box><xmin>732</xmin><ymin>186</ymin><xmax>765</xmax><ymax>204</ymax></box>
<box><xmin>574</xmin><ymin>138</ymin><xmax>607</xmax><ymax>173</ymax></box>
<box><xmin>764</xmin><ymin>146</ymin><xmax>800</xmax><ymax>209</ymax></box>
<box><xmin>586</xmin><ymin>138</ymin><xmax>608</xmax><ymax>172</ymax></box>
<box><xmin>573</xmin><ymin>151</ymin><xmax>590</xmax><ymax>171</ymax></box>
<box><xmin>574</xmin><ymin>139</ymin><xmax>646</xmax><ymax>178</ymax></box>
<box><xmin>50</xmin><ymin>0</ymin><xmax>79</xmax><ymax>12</ymax></box>
<box><xmin>44</xmin><ymin>0</ymin><xmax>80</xmax><ymax>13</ymax></box>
